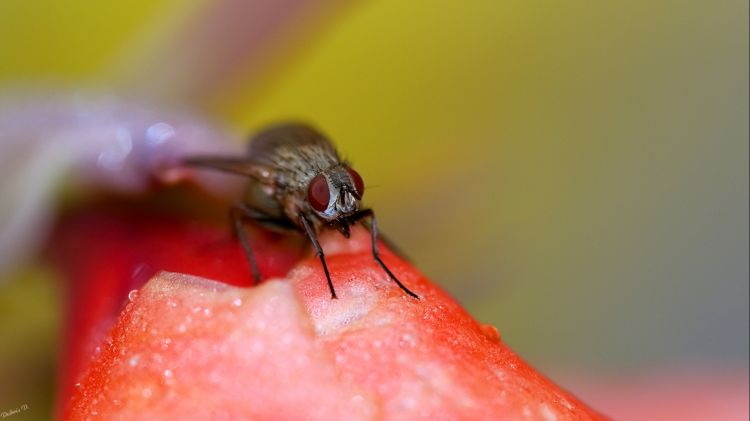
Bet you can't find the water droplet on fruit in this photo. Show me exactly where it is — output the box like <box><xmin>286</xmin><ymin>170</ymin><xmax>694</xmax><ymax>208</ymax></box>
<box><xmin>142</xmin><ymin>388</ymin><xmax>152</xmax><ymax>399</ymax></box>
<box><xmin>129</xmin><ymin>355</ymin><xmax>140</xmax><ymax>367</ymax></box>
<box><xmin>232</xmin><ymin>298</ymin><xmax>243</xmax><ymax>307</ymax></box>
<box><xmin>480</xmin><ymin>324</ymin><xmax>501</xmax><ymax>341</ymax></box>
<box><xmin>163</xmin><ymin>369</ymin><xmax>175</xmax><ymax>386</ymax></box>
<box><xmin>128</xmin><ymin>289</ymin><xmax>139</xmax><ymax>302</ymax></box>
<box><xmin>400</xmin><ymin>333</ymin><xmax>416</xmax><ymax>347</ymax></box>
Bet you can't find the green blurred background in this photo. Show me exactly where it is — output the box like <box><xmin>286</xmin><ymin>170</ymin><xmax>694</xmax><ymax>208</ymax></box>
<box><xmin>1</xmin><ymin>0</ymin><xmax>747</xmax><ymax>418</ymax></box>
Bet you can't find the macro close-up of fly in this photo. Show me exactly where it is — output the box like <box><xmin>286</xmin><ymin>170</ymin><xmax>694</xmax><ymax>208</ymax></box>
<box><xmin>3</xmin><ymin>3</ymin><xmax>744</xmax><ymax>418</ymax></box>
<box><xmin>183</xmin><ymin>122</ymin><xmax>419</xmax><ymax>300</ymax></box>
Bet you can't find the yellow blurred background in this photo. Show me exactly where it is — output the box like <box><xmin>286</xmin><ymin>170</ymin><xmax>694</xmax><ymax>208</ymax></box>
<box><xmin>1</xmin><ymin>0</ymin><xmax>747</xmax><ymax>418</ymax></box>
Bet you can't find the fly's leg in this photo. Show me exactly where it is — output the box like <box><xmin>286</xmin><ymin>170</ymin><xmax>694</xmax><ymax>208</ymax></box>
<box><xmin>355</xmin><ymin>209</ymin><xmax>420</xmax><ymax>299</ymax></box>
<box><xmin>299</xmin><ymin>215</ymin><xmax>337</xmax><ymax>299</ymax></box>
<box><xmin>360</xmin><ymin>218</ymin><xmax>412</xmax><ymax>262</ymax></box>
<box><xmin>231</xmin><ymin>203</ymin><xmax>294</xmax><ymax>285</ymax></box>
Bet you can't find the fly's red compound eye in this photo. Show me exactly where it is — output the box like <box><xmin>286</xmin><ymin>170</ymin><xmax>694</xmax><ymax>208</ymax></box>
<box><xmin>307</xmin><ymin>174</ymin><xmax>330</xmax><ymax>212</ymax></box>
<box><xmin>347</xmin><ymin>168</ymin><xmax>365</xmax><ymax>199</ymax></box>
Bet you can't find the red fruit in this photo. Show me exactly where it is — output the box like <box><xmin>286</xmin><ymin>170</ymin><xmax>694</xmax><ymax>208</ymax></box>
<box><xmin>49</xmin><ymin>188</ymin><xmax>605</xmax><ymax>420</ymax></box>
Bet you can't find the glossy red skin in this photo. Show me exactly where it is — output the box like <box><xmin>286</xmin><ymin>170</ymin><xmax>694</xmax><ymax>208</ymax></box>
<box><xmin>49</xmin><ymin>189</ymin><xmax>605</xmax><ymax>420</ymax></box>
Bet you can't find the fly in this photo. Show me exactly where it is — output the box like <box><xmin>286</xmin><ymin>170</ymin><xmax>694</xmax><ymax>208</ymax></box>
<box><xmin>183</xmin><ymin>123</ymin><xmax>419</xmax><ymax>299</ymax></box>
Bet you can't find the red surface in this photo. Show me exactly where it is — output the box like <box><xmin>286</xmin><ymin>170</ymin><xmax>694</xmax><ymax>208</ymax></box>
<box><xmin>49</xmin><ymin>189</ymin><xmax>605</xmax><ymax>420</ymax></box>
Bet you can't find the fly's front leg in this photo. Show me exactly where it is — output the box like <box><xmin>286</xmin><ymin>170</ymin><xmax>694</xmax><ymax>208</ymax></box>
<box><xmin>299</xmin><ymin>215</ymin><xmax>337</xmax><ymax>299</ymax></box>
<box><xmin>356</xmin><ymin>209</ymin><xmax>420</xmax><ymax>299</ymax></box>
<box><xmin>359</xmin><ymin>218</ymin><xmax>412</xmax><ymax>262</ymax></box>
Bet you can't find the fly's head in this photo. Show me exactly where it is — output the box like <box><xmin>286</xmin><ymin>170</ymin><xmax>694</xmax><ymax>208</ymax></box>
<box><xmin>306</xmin><ymin>165</ymin><xmax>365</xmax><ymax>237</ymax></box>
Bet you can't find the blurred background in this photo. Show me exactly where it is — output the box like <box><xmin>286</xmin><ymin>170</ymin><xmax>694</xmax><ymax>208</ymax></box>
<box><xmin>0</xmin><ymin>0</ymin><xmax>747</xmax><ymax>419</ymax></box>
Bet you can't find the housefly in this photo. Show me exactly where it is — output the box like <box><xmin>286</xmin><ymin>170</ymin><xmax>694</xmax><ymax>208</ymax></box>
<box><xmin>183</xmin><ymin>123</ymin><xmax>419</xmax><ymax>299</ymax></box>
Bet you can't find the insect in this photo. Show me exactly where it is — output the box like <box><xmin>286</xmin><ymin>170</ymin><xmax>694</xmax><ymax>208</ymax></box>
<box><xmin>183</xmin><ymin>123</ymin><xmax>419</xmax><ymax>299</ymax></box>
